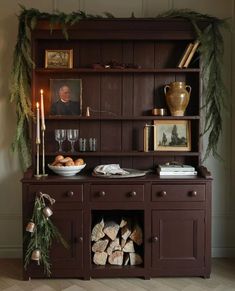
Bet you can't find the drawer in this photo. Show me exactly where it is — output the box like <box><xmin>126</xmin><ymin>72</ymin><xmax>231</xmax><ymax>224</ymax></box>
<box><xmin>90</xmin><ymin>184</ymin><xmax>144</xmax><ymax>202</ymax></box>
<box><xmin>28</xmin><ymin>184</ymin><xmax>83</xmax><ymax>203</ymax></box>
<box><xmin>151</xmin><ymin>184</ymin><xmax>205</xmax><ymax>201</ymax></box>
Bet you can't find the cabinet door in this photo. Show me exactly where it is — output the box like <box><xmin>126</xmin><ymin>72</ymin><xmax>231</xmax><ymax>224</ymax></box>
<box><xmin>50</xmin><ymin>210</ymin><xmax>83</xmax><ymax>274</ymax></box>
<box><xmin>152</xmin><ymin>210</ymin><xmax>205</xmax><ymax>270</ymax></box>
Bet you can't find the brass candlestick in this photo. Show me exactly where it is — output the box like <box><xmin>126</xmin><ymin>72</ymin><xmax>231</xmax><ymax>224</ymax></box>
<box><xmin>34</xmin><ymin>139</ymin><xmax>42</xmax><ymax>178</ymax></box>
<box><xmin>41</xmin><ymin>127</ymin><xmax>48</xmax><ymax>177</ymax></box>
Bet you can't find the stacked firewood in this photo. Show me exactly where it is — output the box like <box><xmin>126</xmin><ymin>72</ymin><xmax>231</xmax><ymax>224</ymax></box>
<box><xmin>91</xmin><ymin>218</ymin><xmax>143</xmax><ymax>266</ymax></box>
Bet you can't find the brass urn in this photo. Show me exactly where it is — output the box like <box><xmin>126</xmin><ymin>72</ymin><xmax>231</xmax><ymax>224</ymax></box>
<box><xmin>164</xmin><ymin>82</ymin><xmax>191</xmax><ymax>116</ymax></box>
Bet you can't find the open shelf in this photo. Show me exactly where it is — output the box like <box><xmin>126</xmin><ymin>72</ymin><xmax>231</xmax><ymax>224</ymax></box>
<box><xmin>45</xmin><ymin>115</ymin><xmax>200</xmax><ymax>121</ymax></box>
<box><xmin>35</xmin><ymin>68</ymin><xmax>200</xmax><ymax>74</ymax></box>
<box><xmin>43</xmin><ymin>151</ymin><xmax>200</xmax><ymax>157</ymax></box>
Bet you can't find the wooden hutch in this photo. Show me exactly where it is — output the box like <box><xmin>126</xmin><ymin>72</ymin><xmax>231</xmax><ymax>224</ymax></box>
<box><xmin>22</xmin><ymin>18</ymin><xmax>212</xmax><ymax>279</ymax></box>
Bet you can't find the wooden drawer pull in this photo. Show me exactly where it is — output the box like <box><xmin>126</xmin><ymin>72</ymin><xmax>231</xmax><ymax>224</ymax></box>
<box><xmin>159</xmin><ymin>190</ymin><xmax>167</xmax><ymax>197</ymax></box>
<box><xmin>99</xmin><ymin>191</ymin><xmax>106</xmax><ymax>197</ymax></box>
<box><xmin>129</xmin><ymin>191</ymin><xmax>137</xmax><ymax>197</ymax></box>
<box><xmin>191</xmin><ymin>191</ymin><xmax>197</xmax><ymax>196</ymax></box>
<box><xmin>153</xmin><ymin>236</ymin><xmax>159</xmax><ymax>242</ymax></box>
<box><xmin>67</xmin><ymin>191</ymin><xmax>74</xmax><ymax>197</ymax></box>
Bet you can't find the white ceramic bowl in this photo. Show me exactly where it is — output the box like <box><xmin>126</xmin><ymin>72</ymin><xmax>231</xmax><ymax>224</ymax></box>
<box><xmin>48</xmin><ymin>164</ymin><xmax>86</xmax><ymax>176</ymax></box>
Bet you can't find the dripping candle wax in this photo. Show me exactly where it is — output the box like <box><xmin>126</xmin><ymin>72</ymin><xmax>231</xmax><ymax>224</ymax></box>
<box><xmin>40</xmin><ymin>89</ymin><xmax>45</xmax><ymax>130</ymax></box>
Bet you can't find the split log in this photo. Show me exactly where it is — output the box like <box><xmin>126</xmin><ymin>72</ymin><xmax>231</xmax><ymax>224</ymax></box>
<box><xmin>121</xmin><ymin>238</ymin><xmax>126</xmax><ymax>249</ymax></box>
<box><xmin>121</xmin><ymin>224</ymin><xmax>131</xmax><ymax>241</ymax></box>
<box><xmin>103</xmin><ymin>221</ymin><xmax>120</xmax><ymax>240</ymax></box>
<box><xmin>124</xmin><ymin>253</ymin><xmax>130</xmax><ymax>265</ymax></box>
<box><xmin>93</xmin><ymin>251</ymin><xmax>108</xmax><ymax>265</ymax></box>
<box><xmin>129</xmin><ymin>253</ymin><xmax>143</xmax><ymax>265</ymax></box>
<box><xmin>91</xmin><ymin>219</ymin><xmax>105</xmax><ymax>242</ymax></box>
<box><xmin>123</xmin><ymin>240</ymin><xmax>135</xmax><ymax>253</ymax></box>
<box><xmin>108</xmin><ymin>251</ymin><xmax>124</xmax><ymax>265</ymax></box>
<box><xmin>92</xmin><ymin>239</ymin><xmax>109</xmax><ymax>253</ymax></box>
<box><xmin>106</xmin><ymin>238</ymin><xmax>121</xmax><ymax>255</ymax></box>
<box><xmin>130</xmin><ymin>224</ymin><xmax>143</xmax><ymax>245</ymax></box>
<box><xmin>119</xmin><ymin>218</ymin><xmax>127</xmax><ymax>228</ymax></box>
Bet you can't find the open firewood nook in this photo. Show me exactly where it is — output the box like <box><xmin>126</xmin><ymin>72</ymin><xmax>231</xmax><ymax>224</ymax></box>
<box><xmin>22</xmin><ymin>18</ymin><xmax>212</xmax><ymax>280</ymax></box>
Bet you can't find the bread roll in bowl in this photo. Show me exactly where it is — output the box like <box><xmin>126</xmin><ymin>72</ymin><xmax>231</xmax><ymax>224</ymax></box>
<box><xmin>60</xmin><ymin>157</ymin><xmax>73</xmax><ymax>164</ymax></box>
<box><xmin>65</xmin><ymin>160</ymin><xmax>75</xmax><ymax>166</ymax></box>
<box><xmin>55</xmin><ymin>155</ymin><xmax>64</xmax><ymax>162</ymax></box>
<box><xmin>74</xmin><ymin>158</ymin><xmax>84</xmax><ymax>166</ymax></box>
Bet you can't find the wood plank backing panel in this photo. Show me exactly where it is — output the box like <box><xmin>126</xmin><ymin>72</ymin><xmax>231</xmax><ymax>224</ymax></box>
<box><xmin>101</xmin><ymin>41</ymin><xmax>123</xmax><ymax>64</ymax></box>
<box><xmin>100</xmin><ymin>121</ymin><xmax>122</xmax><ymax>152</ymax></box>
<box><xmin>134</xmin><ymin>74</ymin><xmax>154</xmax><ymax>116</ymax></box>
<box><xmin>134</xmin><ymin>41</ymin><xmax>155</xmax><ymax>69</ymax></box>
<box><xmin>82</xmin><ymin>74</ymin><xmax>101</xmax><ymax>117</ymax></box>
<box><xmin>79</xmin><ymin>40</ymin><xmax>101</xmax><ymax>67</ymax></box>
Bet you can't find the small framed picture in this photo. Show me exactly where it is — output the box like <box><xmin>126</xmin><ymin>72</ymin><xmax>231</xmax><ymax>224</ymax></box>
<box><xmin>153</xmin><ymin>120</ymin><xmax>191</xmax><ymax>151</ymax></box>
<box><xmin>50</xmin><ymin>79</ymin><xmax>82</xmax><ymax>116</ymax></box>
<box><xmin>45</xmin><ymin>49</ymin><xmax>73</xmax><ymax>69</ymax></box>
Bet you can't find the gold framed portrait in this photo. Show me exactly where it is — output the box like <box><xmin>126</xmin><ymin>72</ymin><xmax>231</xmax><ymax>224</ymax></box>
<box><xmin>45</xmin><ymin>49</ymin><xmax>73</xmax><ymax>69</ymax></box>
<box><xmin>154</xmin><ymin>120</ymin><xmax>191</xmax><ymax>151</ymax></box>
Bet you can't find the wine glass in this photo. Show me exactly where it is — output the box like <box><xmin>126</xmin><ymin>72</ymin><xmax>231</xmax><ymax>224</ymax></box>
<box><xmin>55</xmin><ymin>129</ymin><xmax>66</xmax><ymax>152</ymax></box>
<box><xmin>67</xmin><ymin>129</ymin><xmax>79</xmax><ymax>153</ymax></box>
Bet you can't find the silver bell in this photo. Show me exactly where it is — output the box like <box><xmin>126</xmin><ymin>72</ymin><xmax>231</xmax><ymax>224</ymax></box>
<box><xmin>43</xmin><ymin>206</ymin><xmax>53</xmax><ymax>218</ymax></box>
<box><xmin>26</xmin><ymin>221</ymin><xmax>35</xmax><ymax>233</ymax></box>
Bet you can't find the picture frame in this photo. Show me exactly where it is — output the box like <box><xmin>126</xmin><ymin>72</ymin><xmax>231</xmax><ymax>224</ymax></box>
<box><xmin>45</xmin><ymin>49</ymin><xmax>73</xmax><ymax>69</ymax></box>
<box><xmin>50</xmin><ymin>79</ymin><xmax>82</xmax><ymax>116</ymax></box>
<box><xmin>153</xmin><ymin>120</ymin><xmax>191</xmax><ymax>151</ymax></box>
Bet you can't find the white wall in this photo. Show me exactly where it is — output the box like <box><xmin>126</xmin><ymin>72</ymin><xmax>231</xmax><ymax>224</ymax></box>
<box><xmin>0</xmin><ymin>0</ymin><xmax>234</xmax><ymax>258</ymax></box>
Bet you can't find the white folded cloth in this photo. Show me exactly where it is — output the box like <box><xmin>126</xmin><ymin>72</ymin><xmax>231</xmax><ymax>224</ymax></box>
<box><xmin>93</xmin><ymin>164</ymin><xmax>129</xmax><ymax>176</ymax></box>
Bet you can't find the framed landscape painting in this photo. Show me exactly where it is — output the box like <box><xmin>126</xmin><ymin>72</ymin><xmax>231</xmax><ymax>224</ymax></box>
<box><xmin>154</xmin><ymin>120</ymin><xmax>191</xmax><ymax>151</ymax></box>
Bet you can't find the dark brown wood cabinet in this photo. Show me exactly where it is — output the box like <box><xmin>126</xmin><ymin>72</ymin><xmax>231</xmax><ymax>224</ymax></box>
<box><xmin>22</xmin><ymin>18</ymin><xmax>212</xmax><ymax>279</ymax></box>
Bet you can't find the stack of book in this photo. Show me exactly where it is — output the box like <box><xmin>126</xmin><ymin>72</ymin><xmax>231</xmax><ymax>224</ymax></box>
<box><xmin>157</xmin><ymin>164</ymin><xmax>197</xmax><ymax>176</ymax></box>
<box><xmin>177</xmin><ymin>41</ymin><xmax>200</xmax><ymax>68</ymax></box>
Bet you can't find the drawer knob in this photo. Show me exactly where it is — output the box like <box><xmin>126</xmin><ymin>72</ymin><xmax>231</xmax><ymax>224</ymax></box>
<box><xmin>153</xmin><ymin>236</ymin><xmax>159</xmax><ymax>242</ymax></box>
<box><xmin>159</xmin><ymin>190</ymin><xmax>167</xmax><ymax>197</ymax></box>
<box><xmin>99</xmin><ymin>191</ymin><xmax>106</xmax><ymax>197</ymax></box>
<box><xmin>191</xmin><ymin>191</ymin><xmax>197</xmax><ymax>196</ymax></box>
<box><xmin>129</xmin><ymin>191</ymin><xmax>137</xmax><ymax>197</ymax></box>
<box><xmin>67</xmin><ymin>191</ymin><xmax>74</xmax><ymax>197</ymax></box>
<box><xmin>79</xmin><ymin>236</ymin><xmax>83</xmax><ymax>242</ymax></box>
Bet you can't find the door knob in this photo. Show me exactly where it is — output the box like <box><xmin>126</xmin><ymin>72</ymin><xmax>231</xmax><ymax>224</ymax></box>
<box><xmin>99</xmin><ymin>191</ymin><xmax>106</xmax><ymax>197</ymax></box>
<box><xmin>153</xmin><ymin>236</ymin><xmax>159</xmax><ymax>242</ymax></box>
<box><xmin>67</xmin><ymin>191</ymin><xmax>74</xmax><ymax>197</ymax></box>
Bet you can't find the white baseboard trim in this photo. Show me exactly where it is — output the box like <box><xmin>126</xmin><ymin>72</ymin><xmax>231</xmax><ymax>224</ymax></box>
<box><xmin>212</xmin><ymin>247</ymin><xmax>235</xmax><ymax>257</ymax></box>
<box><xmin>0</xmin><ymin>246</ymin><xmax>22</xmax><ymax>258</ymax></box>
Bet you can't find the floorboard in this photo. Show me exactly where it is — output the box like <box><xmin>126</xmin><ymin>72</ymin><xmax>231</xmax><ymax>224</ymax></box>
<box><xmin>0</xmin><ymin>259</ymin><xmax>234</xmax><ymax>291</ymax></box>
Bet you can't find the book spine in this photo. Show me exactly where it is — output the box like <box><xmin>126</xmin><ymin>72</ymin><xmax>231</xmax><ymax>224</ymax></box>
<box><xmin>177</xmin><ymin>43</ymin><xmax>194</xmax><ymax>68</ymax></box>
<box><xmin>183</xmin><ymin>41</ymin><xmax>200</xmax><ymax>68</ymax></box>
<box><xmin>143</xmin><ymin>124</ymin><xmax>149</xmax><ymax>152</ymax></box>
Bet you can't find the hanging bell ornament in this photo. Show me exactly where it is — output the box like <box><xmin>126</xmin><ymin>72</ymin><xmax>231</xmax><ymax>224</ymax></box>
<box><xmin>26</xmin><ymin>221</ymin><xmax>35</xmax><ymax>233</ymax></box>
<box><xmin>31</xmin><ymin>249</ymin><xmax>41</xmax><ymax>261</ymax></box>
<box><xmin>43</xmin><ymin>206</ymin><xmax>53</xmax><ymax>218</ymax></box>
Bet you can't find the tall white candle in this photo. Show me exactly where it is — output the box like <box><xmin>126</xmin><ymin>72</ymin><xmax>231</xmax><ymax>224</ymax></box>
<box><xmin>40</xmin><ymin>89</ymin><xmax>45</xmax><ymax>130</ymax></box>
<box><xmin>36</xmin><ymin>102</ymin><xmax>40</xmax><ymax>143</ymax></box>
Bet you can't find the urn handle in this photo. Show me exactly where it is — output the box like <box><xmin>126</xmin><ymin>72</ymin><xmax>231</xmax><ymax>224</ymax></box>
<box><xmin>185</xmin><ymin>85</ymin><xmax>192</xmax><ymax>95</ymax></box>
<box><xmin>164</xmin><ymin>85</ymin><xmax>170</xmax><ymax>96</ymax></box>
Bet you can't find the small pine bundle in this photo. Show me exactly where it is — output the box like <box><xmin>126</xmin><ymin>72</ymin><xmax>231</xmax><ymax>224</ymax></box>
<box><xmin>24</xmin><ymin>193</ymin><xmax>68</xmax><ymax>276</ymax></box>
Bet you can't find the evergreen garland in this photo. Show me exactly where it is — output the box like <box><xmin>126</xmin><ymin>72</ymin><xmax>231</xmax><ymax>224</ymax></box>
<box><xmin>9</xmin><ymin>6</ymin><xmax>227</xmax><ymax>169</ymax></box>
<box><xmin>24</xmin><ymin>193</ymin><xmax>68</xmax><ymax>276</ymax></box>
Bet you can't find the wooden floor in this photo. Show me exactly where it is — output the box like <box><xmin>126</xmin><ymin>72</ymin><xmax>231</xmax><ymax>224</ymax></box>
<box><xmin>0</xmin><ymin>259</ymin><xmax>235</xmax><ymax>291</ymax></box>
